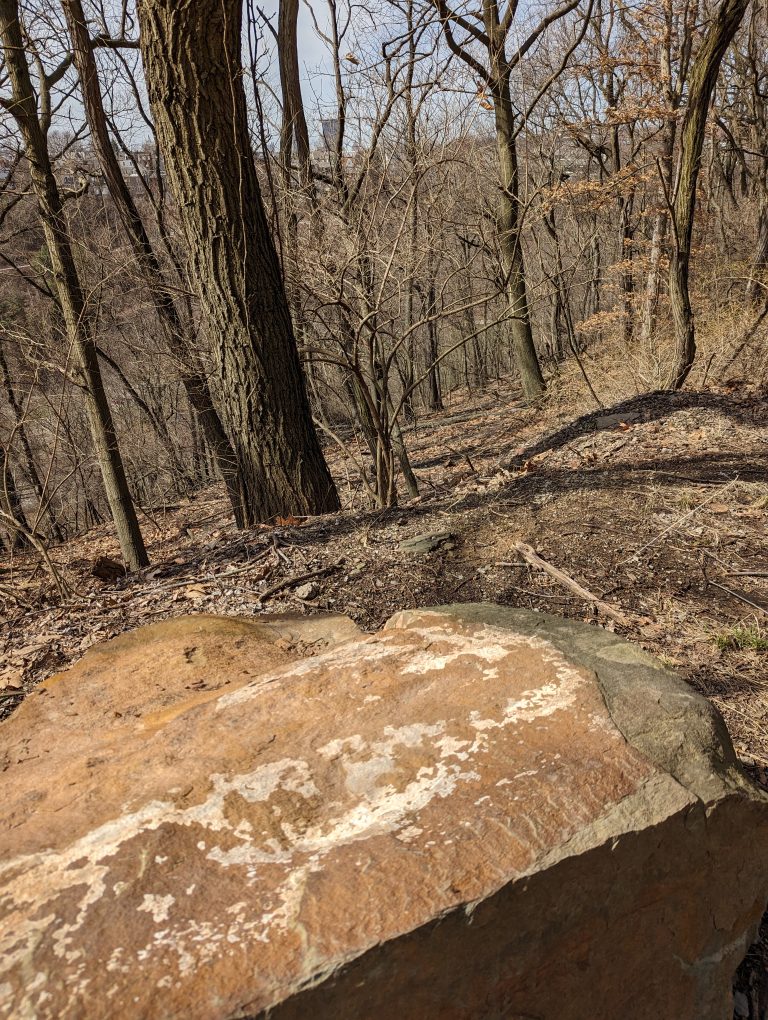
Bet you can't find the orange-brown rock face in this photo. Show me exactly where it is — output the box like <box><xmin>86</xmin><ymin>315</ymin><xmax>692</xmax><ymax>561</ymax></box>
<box><xmin>1</xmin><ymin>606</ymin><xmax>766</xmax><ymax>1020</ymax></box>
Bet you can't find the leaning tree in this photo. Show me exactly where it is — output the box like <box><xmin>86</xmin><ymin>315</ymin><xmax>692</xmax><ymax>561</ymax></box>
<box><xmin>135</xmin><ymin>0</ymin><xmax>339</xmax><ymax>522</ymax></box>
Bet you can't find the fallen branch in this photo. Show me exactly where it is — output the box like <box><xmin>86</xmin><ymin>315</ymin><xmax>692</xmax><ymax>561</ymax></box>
<box><xmin>0</xmin><ymin>582</ymin><xmax>32</xmax><ymax>608</ymax></box>
<box><xmin>257</xmin><ymin>564</ymin><xmax>340</xmax><ymax>605</ymax></box>
<box><xmin>707</xmin><ymin>579</ymin><xmax>768</xmax><ymax>616</ymax></box>
<box><xmin>619</xmin><ymin>477</ymin><xmax>738</xmax><ymax>564</ymax></box>
<box><xmin>513</xmin><ymin>541</ymin><xmax>629</xmax><ymax>624</ymax></box>
<box><xmin>112</xmin><ymin>549</ymin><xmax>275</xmax><ymax>600</ymax></box>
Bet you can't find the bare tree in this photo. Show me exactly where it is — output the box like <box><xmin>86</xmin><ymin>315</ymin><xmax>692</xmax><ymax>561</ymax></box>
<box><xmin>666</xmin><ymin>0</ymin><xmax>750</xmax><ymax>389</ymax></box>
<box><xmin>0</xmin><ymin>0</ymin><xmax>148</xmax><ymax>568</ymax></box>
<box><xmin>136</xmin><ymin>0</ymin><xmax>339</xmax><ymax>522</ymax></box>
<box><xmin>428</xmin><ymin>0</ymin><xmax>592</xmax><ymax>399</ymax></box>
<box><xmin>61</xmin><ymin>0</ymin><xmax>249</xmax><ymax>527</ymax></box>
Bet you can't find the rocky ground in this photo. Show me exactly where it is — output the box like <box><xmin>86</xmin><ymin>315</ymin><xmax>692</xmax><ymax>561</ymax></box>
<box><xmin>2</xmin><ymin>373</ymin><xmax>767</xmax><ymax>1014</ymax></box>
<box><xmin>2</xmin><ymin>377</ymin><xmax>767</xmax><ymax>776</ymax></box>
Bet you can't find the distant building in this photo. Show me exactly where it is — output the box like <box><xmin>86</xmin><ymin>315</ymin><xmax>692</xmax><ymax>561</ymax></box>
<box><xmin>321</xmin><ymin>118</ymin><xmax>341</xmax><ymax>151</ymax></box>
<box><xmin>54</xmin><ymin>145</ymin><xmax>164</xmax><ymax>196</ymax></box>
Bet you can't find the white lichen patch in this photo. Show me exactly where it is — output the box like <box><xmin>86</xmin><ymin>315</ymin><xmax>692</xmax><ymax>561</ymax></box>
<box><xmin>0</xmin><ymin>612</ymin><xmax>632</xmax><ymax>1020</ymax></box>
<box><xmin>396</xmin><ymin>826</ymin><xmax>423</xmax><ymax>843</ymax></box>
<box><xmin>137</xmin><ymin>894</ymin><xmax>175</xmax><ymax>923</ymax></box>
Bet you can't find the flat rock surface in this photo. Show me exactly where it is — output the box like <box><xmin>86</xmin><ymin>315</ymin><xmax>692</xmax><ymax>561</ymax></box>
<box><xmin>1</xmin><ymin>606</ymin><xmax>766</xmax><ymax>1020</ymax></box>
<box><xmin>397</xmin><ymin>531</ymin><xmax>456</xmax><ymax>554</ymax></box>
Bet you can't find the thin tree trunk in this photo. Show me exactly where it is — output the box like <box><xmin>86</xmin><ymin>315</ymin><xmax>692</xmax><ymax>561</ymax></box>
<box><xmin>586</xmin><ymin>228</ymin><xmax>601</xmax><ymax>325</ymax></box>
<box><xmin>391</xmin><ymin>417</ymin><xmax>419</xmax><ymax>499</ymax></box>
<box><xmin>0</xmin><ymin>447</ymin><xmax>31</xmax><ymax>549</ymax></box>
<box><xmin>96</xmin><ymin>346</ymin><xmax>193</xmax><ymax>493</ymax></box>
<box><xmin>542</xmin><ymin>204</ymin><xmax>575</xmax><ymax>361</ymax></box>
<box><xmin>62</xmin><ymin>0</ymin><xmax>248</xmax><ymax>527</ymax></box>
<box><xmin>0</xmin><ymin>338</ymin><xmax>63</xmax><ymax>541</ymax></box>
<box><xmin>746</xmin><ymin>196</ymin><xmax>768</xmax><ymax>304</ymax></box>
<box><xmin>425</xmin><ymin>279</ymin><xmax>443</xmax><ymax>411</ymax></box>
<box><xmin>136</xmin><ymin>0</ymin><xmax>339</xmax><ymax>521</ymax></box>
<box><xmin>609</xmin><ymin>117</ymin><xmax>635</xmax><ymax>343</ymax></box>
<box><xmin>639</xmin><ymin>210</ymin><xmax>669</xmax><ymax>347</ymax></box>
<box><xmin>277</xmin><ymin>0</ymin><xmax>313</xmax><ymax>190</ymax></box>
<box><xmin>640</xmin><ymin>112</ymin><xmax>676</xmax><ymax>349</ymax></box>
<box><xmin>667</xmin><ymin>0</ymin><xmax>750</xmax><ymax>389</ymax></box>
<box><xmin>0</xmin><ymin>0</ymin><xmax>148</xmax><ymax>568</ymax></box>
<box><xmin>492</xmin><ymin>73</ymin><xmax>546</xmax><ymax>399</ymax></box>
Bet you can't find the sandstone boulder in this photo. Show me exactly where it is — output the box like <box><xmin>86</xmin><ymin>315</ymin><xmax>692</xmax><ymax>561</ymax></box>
<box><xmin>1</xmin><ymin>605</ymin><xmax>766</xmax><ymax>1020</ymax></box>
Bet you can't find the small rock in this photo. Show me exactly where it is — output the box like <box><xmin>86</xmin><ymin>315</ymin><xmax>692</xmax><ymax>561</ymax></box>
<box><xmin>295</xmin><ymin>582</ymin><xmax>320</xmax><ymax>600</ymax></box>
<box><xmin>0</xmin><ymin>670</ymin><xmax>23</xmax><ymax>691</ymax></box>
<box><xmin>398</xmin><ymin>531</ymin><xmax>456</xmax><ymax>555</ymax></box>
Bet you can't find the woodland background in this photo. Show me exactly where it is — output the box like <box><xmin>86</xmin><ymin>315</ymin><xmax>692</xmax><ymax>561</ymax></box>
<box><xmin>0</xmin><ymin>0</ymin><xmax>765</xmax><ymax>568</ymax></box>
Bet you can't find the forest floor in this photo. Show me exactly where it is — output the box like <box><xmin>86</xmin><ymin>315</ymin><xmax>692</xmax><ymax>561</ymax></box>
<box><xmin>2</xmin><ymin>374</ymin><xmax>767</xmax><ymax>778</ymax></box>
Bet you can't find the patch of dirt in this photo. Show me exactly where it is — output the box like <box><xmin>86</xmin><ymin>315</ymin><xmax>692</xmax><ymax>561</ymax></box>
<box><xmin>2</xmin><ymin>380</ymin><xmax>767</xmax><ymax>772</ymax></box>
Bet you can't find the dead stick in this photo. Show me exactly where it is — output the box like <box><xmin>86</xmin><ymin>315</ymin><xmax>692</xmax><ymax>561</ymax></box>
<box><xmin>513</xmin><ymin>541</ymin><xmax>629</xmax><ymax>624</ymax></box>
<box><xmin>707</xmin><ymin>580</ymin><xmax>768</xmax><ymax>616</ymax></box>
<box><xmin>257</xmin><ymin>565</ymin><xmax>340</xmax><ymax>604</ymax></box>
<box><xmin>108</xmin><ymin>549</ymin><xmax>274</xmax><ymax>599</ymax></box>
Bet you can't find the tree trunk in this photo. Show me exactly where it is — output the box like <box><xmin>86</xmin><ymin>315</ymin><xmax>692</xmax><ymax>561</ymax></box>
<box><xmin>278</xmin><ymin>0</ymin><xmax>313</xmax><ymax>190</ymax></box>
<box><xmin>137</xmin><ymin>0</ymin><xmax>339</xmax><ymax>522</ymax></box>
<box><xmin>425</xmin><ymin>280</ymin><xmax>443</xmax><ymax>411</ymax></box>
<box><xmin>639</xmin><ymin>210</ymin><xmax>669</xmax><ymax>347</ymax></box>
<box><xmin>746</xmin><ymin>196</ymin><xmax>768</xmax><ymax>304</ymax></box>
<box><xmin>640</xmin><ymin>114</ymin><xmax>676</xmax><ymax>350</ymax></box>
<box><xmin>666</xmin><ymin>0</ymin><xmax>750</xmax><ymax>389</ymax></box>
<box><xmin>492</xmin><ymin>73</ymin><xmax>546</xmax><ymax>400</ymax></box>
<box><xmin>0</xmin><ymin>0</ymin><xmax>148</xmax><ymax>569</ymax></box>
<box><xmin>62</xmin><ymin>0</ymin><xmax>248</xmax><ymax>527</ymax></box>
<box><xmin>0</xmin><ymin>448</ymin><xmax>31</xmax><ymax>549</ymax></box>
<box><xmin>391</xmin><ymin>417</ymin><xmax>419</xmax><ymax>499</ymax></box>
<box><xmin>0</xmin><ymin>337</ymin><xmax>63</xmax><ymax>541</ymax></box>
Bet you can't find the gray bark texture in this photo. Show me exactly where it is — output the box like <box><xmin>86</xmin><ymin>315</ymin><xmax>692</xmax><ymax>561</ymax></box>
<box><xmin>667</xmin><ymin>0</ymin><xmax>750</xmax><ymax>389</ymax></box>
<box><xmin>136</xmin><ymin>0</ymin><xmax>340</xmax><ymax>522</ymax></box>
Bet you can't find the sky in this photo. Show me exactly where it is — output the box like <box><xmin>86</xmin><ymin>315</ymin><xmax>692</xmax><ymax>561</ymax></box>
<box><xmin>257</xmin><ymin>0</ymin><xmax>337</xmax><ymax>129</ymax></box>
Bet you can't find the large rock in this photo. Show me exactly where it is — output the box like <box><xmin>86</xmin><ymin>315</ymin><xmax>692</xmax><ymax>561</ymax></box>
<box><xmin>1</xmin><ymin>605</ymin><xmax>766</xmax><ymax>1020</ymax></box>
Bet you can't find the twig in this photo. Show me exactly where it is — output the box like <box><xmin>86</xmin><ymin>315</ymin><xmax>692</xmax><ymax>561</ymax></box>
<box><xmin>707</xmin><ymin>579</ymin><xmax>768</xmax><ymax>616</ymax></box>
<box><xmin>619</xmin><ymin>477</ymin><xmax>739</xmax><ymax>564</ymax></box>
<box><xmin>513</xmin><ymin>541</ymin><xmax>629</xmax><ymax>624</ymax></box>
<box><xmin>106</xmin><ymin>550</ymin><xmax>274</xmax><ymax>600</ymax></box>
<box><xmin>257</xmin><ymin>564</ymin><xmax>340</xmax><ymax>604</ymax></box>
<box><xmin>734</xmin><ymin>745</ymin><xmax>768</xmax><ymax>768</ymax></box>
<box><xmin>0</xmin><ymin>582</ymin><xmax>32</xmax><ymax>608</ymax></box>
<box><xmin>446</xmin><ymin>571</ymin><xmax>476</xmax><ymax>597</ymax></box>
<box><xmin>136</xmin><ymin>503</ymin><xmax>164</xmax><ymax>534</ymax></box>
<box><xmin>182</xmin><ymin>508</ymin><xmax>231</xmax><ymax>528</ymax></box>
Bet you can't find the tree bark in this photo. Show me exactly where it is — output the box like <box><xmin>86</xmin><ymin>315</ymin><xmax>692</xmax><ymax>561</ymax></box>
<box><xmin>62</xmin><ymin>0</ymin><xmax>248</xmax><ymax>527</ymax></box>
<box><xmin>0</xmin><ymin>337</ymin><xmax>63</xmax><ymax>541</ymax></box>
<box><xmin>492</xmin><ymin>70</ymin><xmax>546</xmax><ymax>400</ymax></box>
<box><xmin>278</xmin><ymin>0</ymin><xmax>313</xmax><ymax>189</ymax></box>
<box><xmin>136</xmin><ymin>0</ymin><xmax>339</xmax><ymax>522</ymax></box>
<box><xmin>0</xmin><ymin>447</ymin><xmax>31</xmax><ymax>549</ymax></box>
<box><xmin>0</xmin><ymin>0</ymin><xmax>148</xmax><ymax>568</ymax></box>
<box><xmin>666</xmin><ymin>0</ymin><xmax>750</xmax><ymax>389</ymax></box>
